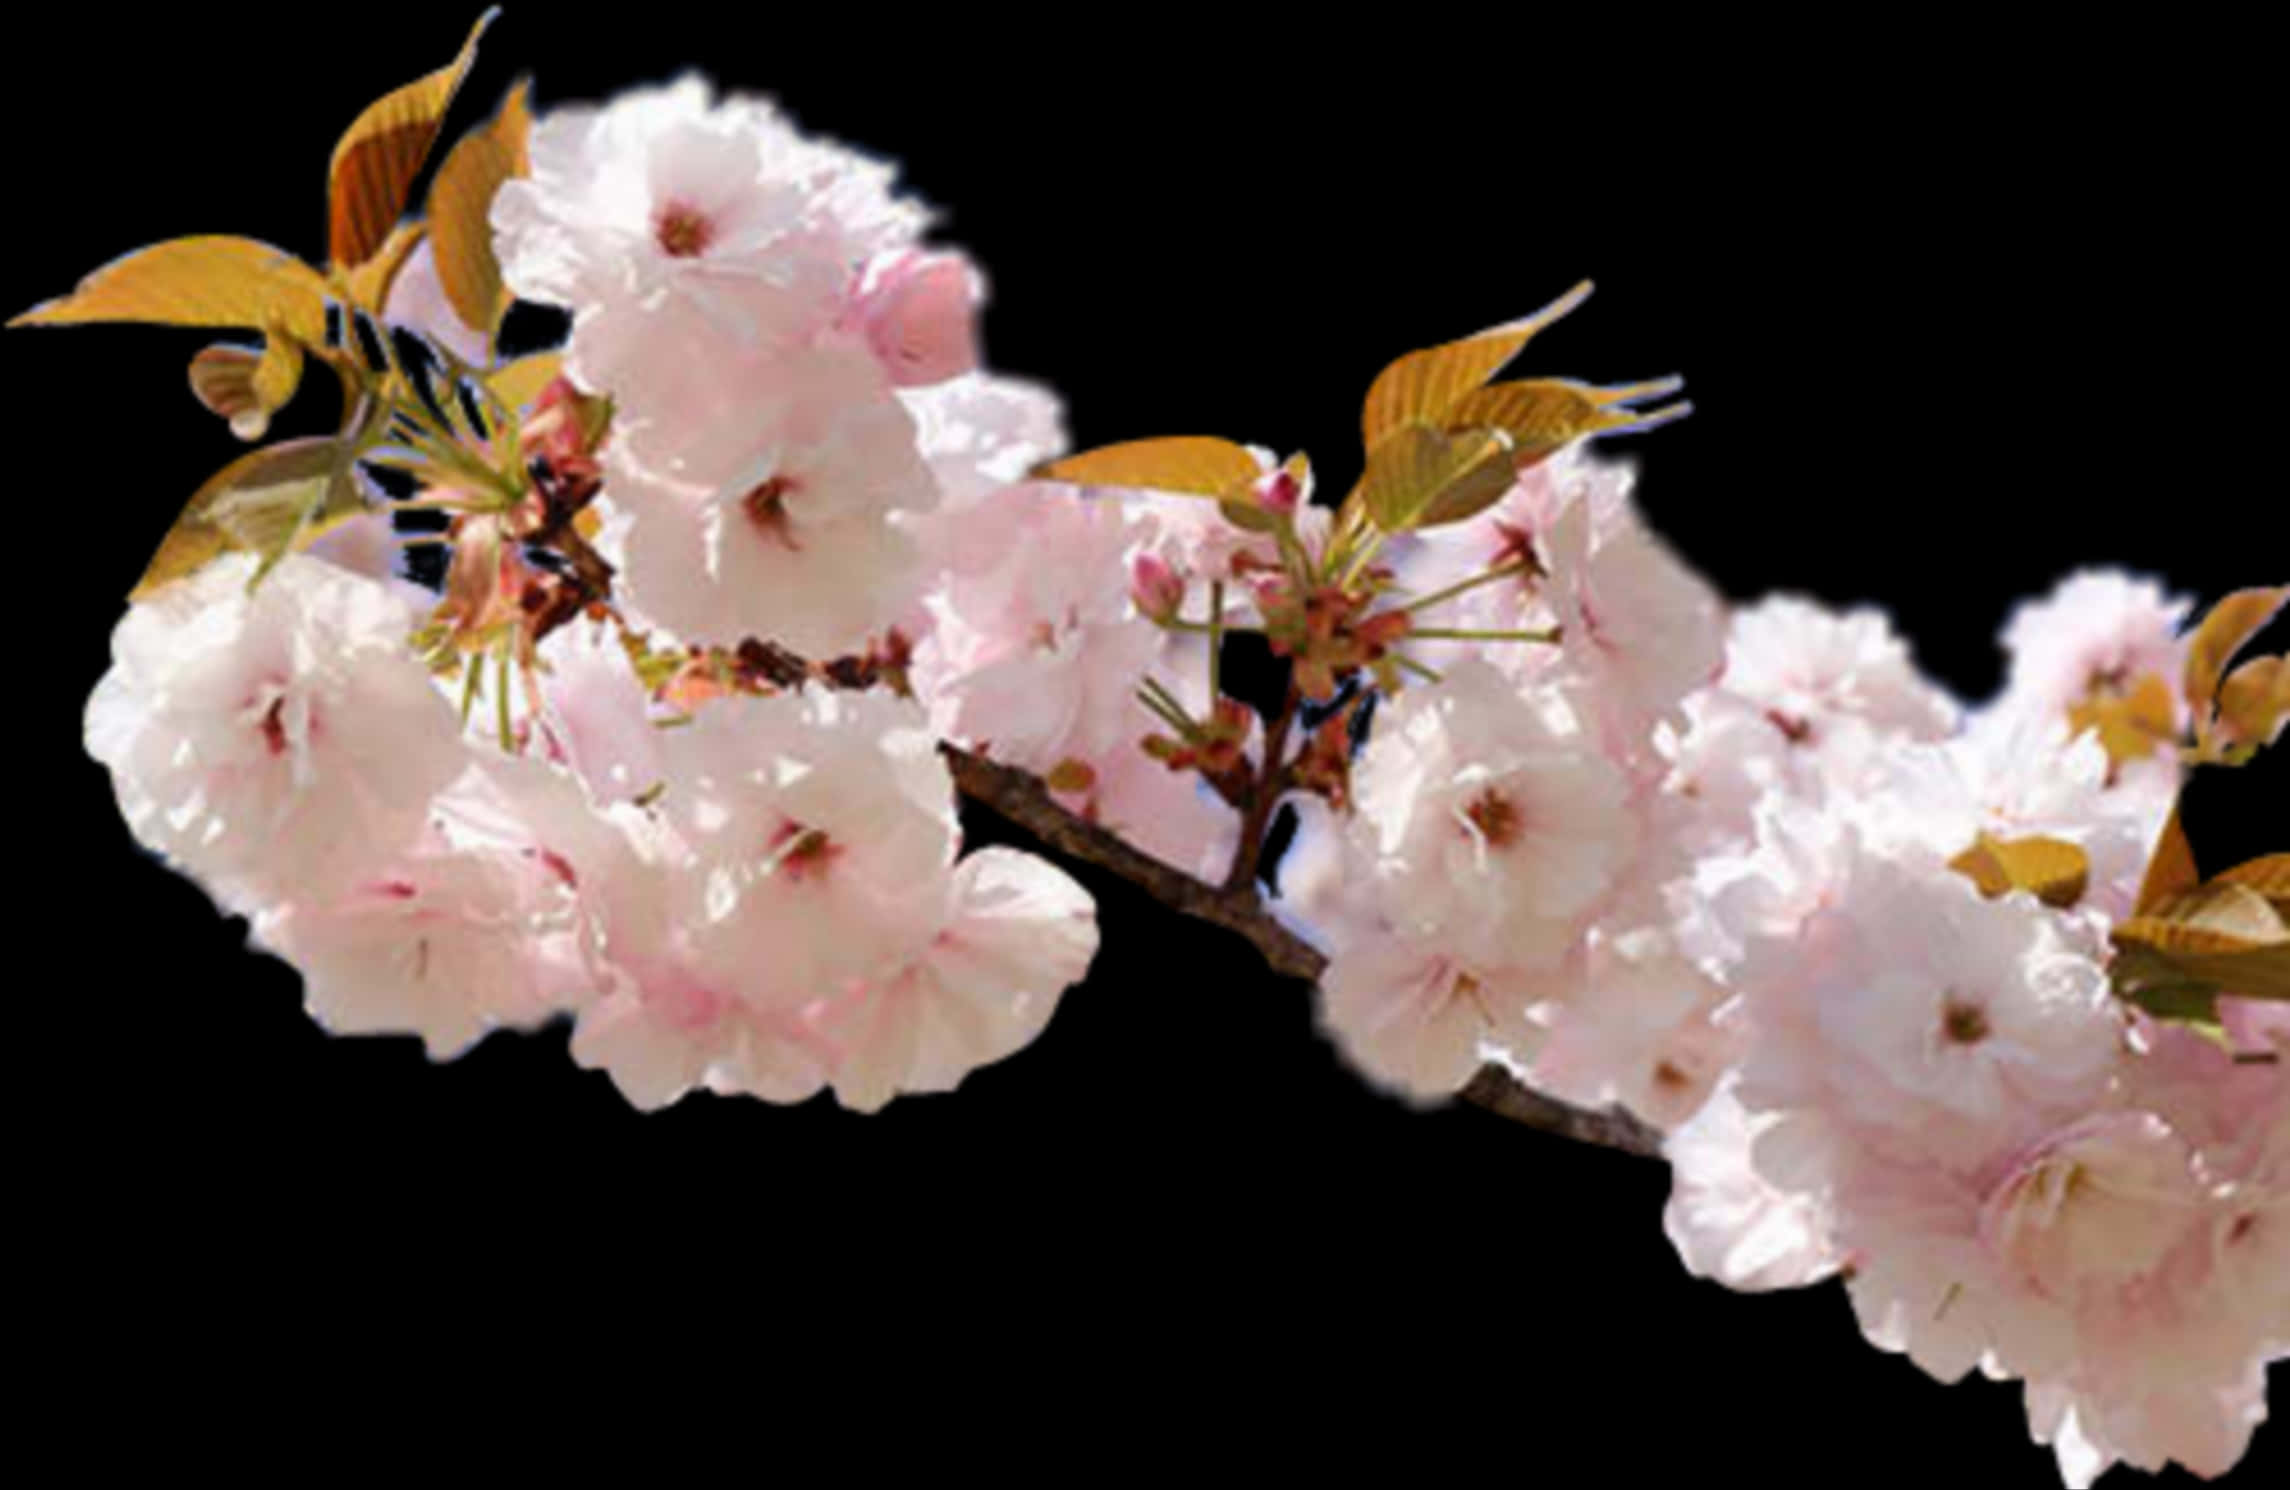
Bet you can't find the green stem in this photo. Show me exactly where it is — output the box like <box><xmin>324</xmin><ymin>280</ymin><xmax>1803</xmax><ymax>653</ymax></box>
<box><xmin>1407</xmin><ymin>625</ymin><xmax>1563</xmax><ymax>644</ymax></box>
<box><xmin>1136</xmin><ymin>678</ymin><xmax>1196</xmax><ymax>736</ymax></box>
<box><xmin>1398</xmin><ymin>558</ymin><xmax>1534</xmax><ymax>616</ymax></box>
<box><xmin>495</xmin><ymin>643</ymin><xmax>515</xmax><ymax>752</ymax></box>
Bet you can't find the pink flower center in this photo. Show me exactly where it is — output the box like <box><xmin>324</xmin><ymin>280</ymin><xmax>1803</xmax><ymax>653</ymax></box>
<box><xmin>744</xmin><ymin>475</ymin><xmax>803</xmax><ymax>550</ymax></box>
<box><xmin>768</xmin><ymin>821</ymin><xmax>841</xmax><ymax>882</ymax></box>
<box><xmin>653</xmin><ymin>201</ymin><xmax>715</xmax><ymax>258</ymax></box>
<box><xmin>1465</xmin><ymin>789</ymin><xmax>1522</xmax><ymax>849</ymax></box>
<box><xmin>1491</xmin><ymin>520</ymin><xmax>1544</xmax><ymax>581</ymax></box>
<box><xmin>1941</xmin><ymin>995</ymin><xmax>1991</xmax><ymax>1046</ymax></box>
<box><xmin>260</xmin><ymin>696</ymin><xmax>290</xmax><ymax>757</ymax></box>
<box><xmin>1765</xmin><ymin>708</ymin><xmax>1815</xmax><ymax>746</ymax></box>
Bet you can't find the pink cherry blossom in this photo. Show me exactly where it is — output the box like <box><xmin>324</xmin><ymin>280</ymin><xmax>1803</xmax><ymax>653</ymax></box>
<box><xmin>85</xmin><ymin>553</ymin><xmax>467</xmax><ymax>913</ymax></box>
<box><xmin>842</xmin><ymin>249</ymin><xmax>982</xmax><ymax>388</ymax></box>
<box><xmin>609</xmin><ymin>335</ymin><xmax>934</xmax><ymax>655</ymax></box>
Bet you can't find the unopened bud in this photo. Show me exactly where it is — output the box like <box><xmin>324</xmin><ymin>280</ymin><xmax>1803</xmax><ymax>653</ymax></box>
<box><xmin>1255</xmin><ymin>466</ymin><xmax>1302</xmax><ymax>516</ymax></box>
<box><xmin>1130</xmin><ymin>553</ymin><xmax>1184</xmax><ymax>622</ymax></box>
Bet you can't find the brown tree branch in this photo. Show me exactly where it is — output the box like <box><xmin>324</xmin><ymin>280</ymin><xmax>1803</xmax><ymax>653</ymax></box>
<box><xmin>939</xmin><ymin>743</ymin><xmax>1667</xmax><ymax>1161</ymax></box>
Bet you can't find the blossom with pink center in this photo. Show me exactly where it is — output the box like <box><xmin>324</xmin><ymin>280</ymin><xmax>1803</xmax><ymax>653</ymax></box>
<box><xmin>1390</xmin><ymin>442</ymin><xmax>1634</xmax><ymax>620</ymax></box>
<box><xmin>84</xmin><ymin>553</ymin><xmax>467</xmax><ymax>913</ymax></box>
<box><xmin>1721</xmin><ymin>593</ymin><xmax>1959</xmax><ymax>747</ymax></box>
<box><xmin>562</xmin><ymin>696</ymin><xmax>1100</xmax><ymax>1113</ymax></box>
<box><xmin>609</xmin><ymin>335</ymin><xmax>934</xmax><ymax>655</ymax></box>
<box><xmin>1734</xmin><ymin>855</ymin><xmax>2121</xmax><ymax>1172</ymax></box>
<box><xmin>1316</xmin><ymin>930</ymin><xmax>1549</xmax><ymax>1102</ymax></box>
<box><xmin>1526</xmin><ymin>928</ymin><xmax>1738</xmax><ymax>1131</ymax></box>
<box><xmin>569</xmin><ymin>804</ymin><xmax>833</xmax><ymax>1110</ymax></box>
<box><xmin>909</xmin><ymin>477</ymin><xmax>1175</xmax><ymax>773</ymax></box>
<box><xmin>493</xmin><ymin>76</ymin><xmax>927</xmax><ymax>470</ymax></box>
<box><xmin>658</xmin><ymin>688</ymin><xmax>958</xmax><ymax>1008</ymax></box>
<box><xmin>1348</xmin><ymin>658</ymin><xmax>1636</xmax><ymax>972</ymax></box>
<box><xmin>1997</xmin><ymin>568</ymin><xmax>2192</xmax><ymax>732</ymax></box>
<box><xmin>250</xmin><ymin>768</ymin><xmax>599</xmax><ymax>1059</ymax></box>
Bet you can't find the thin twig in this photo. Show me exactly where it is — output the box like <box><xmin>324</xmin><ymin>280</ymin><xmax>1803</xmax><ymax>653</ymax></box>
<box><xmin>938</xmin><ymin>742</ymin><xmax>1666</xmax><ymax>1160</ymax></box>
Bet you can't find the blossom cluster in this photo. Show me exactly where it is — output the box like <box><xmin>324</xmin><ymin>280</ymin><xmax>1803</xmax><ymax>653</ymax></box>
<box><xmin>40</xmin><ymin>55</ymin><xmax>2284</xmax><ymax>1488</ymax></box>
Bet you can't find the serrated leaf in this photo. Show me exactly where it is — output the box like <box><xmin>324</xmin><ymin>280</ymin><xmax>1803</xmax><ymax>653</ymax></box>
<box><xmin>1360</xmin><ymin>422</ymin><xmax>1515</xmax><ymax>532</ymax></box>
<box><xmin>2215</xmin><ymin>655</ymin><xmax>2289</xmax><ymax>753</ymax></box>
<box><xmin>1948</xmin><ymin>832</ymin><xmax>2090</xmax><ymax>909</ymax></box>
<box><xmin>1361</xmin><ymin>281</ymin><xmax>1592</xmax><ymax>451</ymax></box>
<box><xmin>2134</xmin><ymin>800</ymin><xmax>2198</xmax><ymax>916</ymax></box>
<box><xmin>9</xmin><ymin>235</ymin><xmax>328</xmax><ymax>339</ymax></box>
<box><xmin>487</xmin><ymin>352</ymin><xmax>564</xmax><ymax>412</ymax></box>
<box><xmin>342</xmin><ymin>221</ymin><xmax>430</xmax><ymax>317</ymax></box>
<box><xmin>428</xmin><ymin>79</ymin><xmax>532</xmax><ymax>337</ymax></box>
<box><xmin>133</xmin><ymin>438</ymin><xmax>369</xmax><ymax>600</ymax></box>
<box><xmin>2184</xmin><ymin>585</ymin><xmax>2289</xmax><ymax>726</ymax></box>
<box><xmin>328</xmin><ymin>10</ymin><xmax>497</xmax><ymax>269</ymax></box>
<box><xmin>2068</xmin><ymin>670</ymin><xmax>2177</xmax><ymax>768</ymax></box>
<box><xmin>1035</xmin><ymin>436</ymin><xmax>1262</xmax><ymax>498</ymax></box>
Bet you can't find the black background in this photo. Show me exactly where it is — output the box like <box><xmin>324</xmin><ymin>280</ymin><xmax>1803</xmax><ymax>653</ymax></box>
<box><xmin>11</xmin><ymin>7</ymin><xmax>2283</xmax><ymax>1479</ymax></box>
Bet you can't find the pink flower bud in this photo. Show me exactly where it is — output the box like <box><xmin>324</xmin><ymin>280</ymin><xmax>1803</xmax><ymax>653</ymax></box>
<box><xmin>1130</xmin><ymin>554</ymin><xmax>1184</xmax><ymax>622</ymax></box>
<box><xmin>1255</xmin><ymin>466</ymin><xmax>1302</xmax><ymax>516</ymax></box>
<box><xmin>850</xmin><ymin>251</ymin><xmax>979</xmax><ymax>387</ymax></box>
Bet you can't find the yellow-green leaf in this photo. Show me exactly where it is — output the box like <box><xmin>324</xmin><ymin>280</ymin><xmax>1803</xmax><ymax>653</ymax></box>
<box><xmin>2173</xmin><ymin>945</ymin><xmax>2290</xmax><ymax>1003</ymax></box>
<box><xmin>133</xmin><ymin>438</ymin><xmax>370</xmax><ymax>600</ymax></box>
<box><xmin>2134</xmin><ymin>800</ymin><xmax>2199</xmax><ymax>916</ymax></box>
<box><xmin>2115</xmin><ymin>881</ymin><xmax>2288</xmax><ymax>960</ymax></box>
<box><xmin>2215</xmin><ymin>655</ymin><xmax>2289</xmax><ymax>755</ymax></box>
<box><xmin>328</xmin><ymin>10</ymin><xmax>497</xmax><ymax>269</ymax></box>
<box><xmin>1360</xmin><ymin>422</ymin><xmax>1515</xmax><ymax>532</ymax></box>
<box><xmin>2109</xmin><ymin>943</ymin><xmax>2224</xmax><ymax>1024</ymax></box>
<box><xmin>1948</xmin><ymin>832</ymin><xmax>2090</xmax><ymax>909</ymax></box>
<box><xmin>2213</xmin><ymin>854</ymin><xmax>2290</xmax><ymax>916</ymax></box>
<box><xmin>487</xmin><ymin>351</ymin><xmax>565</xmax><ymax>412</ymax></box>
<box><xmin>1441</xmin><ymin>377</ymin><xmax>1690</xmax><ymax>468</ymax></box>
<box><xmin>428</xmin><ymin>79</ymin><xmax>532</xmax><ymax>337</ymax></box>
<box><xmin>1360</xmin><ymin>281</ymin><xmax>1591</xmax><ymax>451</ymax></box>
<box><xmin>1036</xmin><ymin>436</ymin><xmax>1262</xmax><ymax>498</ymax></box>
<box><xmin>248</xmin><ymin>321</ymin><xmax>306</xmax><ymax>428</ymax></box>
<box><xmin>9</xmin><ymin>235</ymin><xmax>328</xmax><ymax>339</ymax></box>
<box><xmin>2113</xmin><ymin>880</ymin><xmax>2290</xmax><ymax>1006</ymax></box>
<box><xmin>2184</xmin><ymin>585</ymin><xmax>2288</xmax><ymax>726</ymax></box>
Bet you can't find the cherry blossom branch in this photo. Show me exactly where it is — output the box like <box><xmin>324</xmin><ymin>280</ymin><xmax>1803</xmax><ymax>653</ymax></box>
<box><xmin>1221</xmin><ymin>686</ymin><xmax>1301</xmax><ymax>893</ymax></box>
<box><xmin>938</xmin><ymin>742</ymin><xmax>1667</xmax><ymax>1160</ymax></box>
